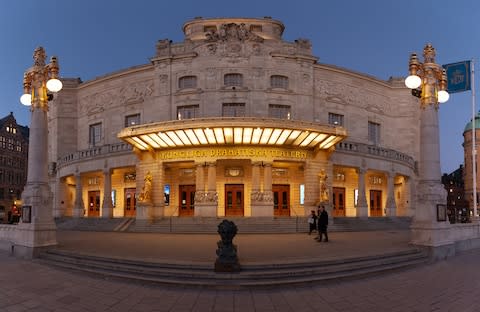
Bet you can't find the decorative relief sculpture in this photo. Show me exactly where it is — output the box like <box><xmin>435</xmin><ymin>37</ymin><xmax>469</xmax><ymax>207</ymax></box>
<box><xmin>194</xmin><ymin>191</ymin><xmax>218</xmax><ymax>203</ymax></box>
<box><xmin>251</xmin><ymin>191</ymin><xmax>274</xmax><ymax>203</ymax></box>
<box><xmin>138</xmin><ymin>171</ymin><xmax>152</xmax><ymax>203</ymax></box>
<box><xmin>119</xmin><ymin>81</ymin><xmax>154</xmax><ymax>104</ymax></box>
<box><xmin>205</xmin><ymin>23</ymin><xmax>263</xmax><ymax>43</ymax></box>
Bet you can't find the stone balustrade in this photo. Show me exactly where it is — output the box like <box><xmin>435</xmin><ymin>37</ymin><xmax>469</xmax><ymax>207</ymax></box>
<box><xmin>335</xmin><ymin>141</ymin><xmax>415</xmax><ymax>169</ymax></box>
<box><xmin>57</xmin><ymin>143</ymin><xmax>133</xmax><ymax>168</ymax></box>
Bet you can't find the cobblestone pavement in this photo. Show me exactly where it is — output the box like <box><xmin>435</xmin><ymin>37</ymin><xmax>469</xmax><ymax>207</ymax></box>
<box><xmin>1</xmin><ymin>248</ymin><xmax>480</xmax><ymax>312</ymax></box>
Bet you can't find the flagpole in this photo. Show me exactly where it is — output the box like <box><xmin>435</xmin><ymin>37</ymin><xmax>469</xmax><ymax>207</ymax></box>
<box><xmin>472</xmin><ymin>59</ymin><xmax>477</xmax><ymax>218</ymax></box>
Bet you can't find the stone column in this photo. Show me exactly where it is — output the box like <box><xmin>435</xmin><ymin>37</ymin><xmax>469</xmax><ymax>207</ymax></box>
<box><xmin>251</xmin><ymin>162</ymin><xmax>273</xmax><ymax>217</ymax></box>
<box><xmin>53</xmin><ymin>178</ymin><xmax>67</xmax><ymax>218</ymax></box>
<box><xmin>73</xmin><ymin>173</ymin><xmax>85</xmax><ymax>218</ymax></box>
<box><xmin>385</xmin><ymin>172</ymin><xmax>397</xmax><ymax>217</ymax></box>
<box><xmin>304</xmin><ymin>159</ymin><xmax>321</xmax><ymax>215</ymax></box>
<box><xmin>356</xmin><ymin>168</ymin><xmax>368</xmax><ymax>218</ymax></box>
<box><xmin>101</xmin><ymin>169</ymin><xmax>113</xmax><ymax>218</ymax></box>
<box><xmin>195</xmin><ymin>162</ymin><xmax>217</xmax><ymax>217</ymax></box>
<box><xmin>263</xmin><ymin>163</ymin><xmax>272</xmax><ymax>193</ymax></box>
<box><xmin>251</xmin><ymin>162</ymin><xmax>261</xmax><ymax>193</ymax></box>
<box><xmin>152</xmin><ymin>162</ymin><xmax>165</xmax><ymax>218</ymax></box>
<box><xmin>195</xmin><ymin>163</ymin><xmax>205</xmax><ymax>192</ymax></box>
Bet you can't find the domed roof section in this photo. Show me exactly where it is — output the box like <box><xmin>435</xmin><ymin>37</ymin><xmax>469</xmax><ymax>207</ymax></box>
<box><xmin>464</xmin><ymin>111</ymin><xmax>480</xmax><ymax>132</ymax></box>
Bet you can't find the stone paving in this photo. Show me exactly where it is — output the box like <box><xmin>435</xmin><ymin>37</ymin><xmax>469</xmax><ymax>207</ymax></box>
<box><xmin>1</xmin><ymin>247</ymin><xmax>480</xmax><ymax>311</ymax></box>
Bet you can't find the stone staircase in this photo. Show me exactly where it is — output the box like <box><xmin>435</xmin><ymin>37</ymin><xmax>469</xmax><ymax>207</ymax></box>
<box><xmin>36</xmin><ymin>247</ymin><xmax>428</xmax><ymax>289</ymax></box>
<box><xmin>55</xmin><ymin>216</ymin><xmax>412</xmax><ymax>233</ymax></box>
<box><xmin>55</xmin><ymin>217</ymin><xmax>133</xmax><ymax>232</ymax></box>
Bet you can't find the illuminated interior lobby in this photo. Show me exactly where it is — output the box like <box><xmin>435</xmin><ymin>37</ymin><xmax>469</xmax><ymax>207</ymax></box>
<box><xmin>50</xmin><ymin>17</ymin><xmax>418</xmax><ymax>221</ymax></box>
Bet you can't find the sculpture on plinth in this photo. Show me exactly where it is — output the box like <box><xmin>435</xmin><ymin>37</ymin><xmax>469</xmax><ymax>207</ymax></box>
<box><xmin>214</xmin><ymin>219</ymin><xmax>241</xmax><ymax>272</ymax></box>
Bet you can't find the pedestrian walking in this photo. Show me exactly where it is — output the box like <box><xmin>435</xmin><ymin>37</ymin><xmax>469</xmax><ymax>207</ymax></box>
<box><xmin>316</xmin><ymin>205</ymin><xmax>329</xmax><ymax>242</ymax></box>
<box><xmin>307</xmin><ymin>210</ymin><xmax>317</xmax><ymax>235</ymax></box>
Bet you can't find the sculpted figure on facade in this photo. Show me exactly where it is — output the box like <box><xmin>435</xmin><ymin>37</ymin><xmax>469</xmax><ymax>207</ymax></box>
<box><xmin>319</xmin><ymin>169</ymin><xmax>329</xmax><ymax>202</ymax></box>
<box><xmin>156</xmin><ymin>39</ymin><xmax>171</xmax><ymax>56</ymax></box>
<box><xmin>205</xmin><ymin>23</ymin><xmax>263</xmax><ymax>43</ymax></box>
<box><xmin>119</xmin><ymin>80</ymin><xmax>154</xmax><ymax>104</ymax></box>
<box><xmin>138</xmin><ymin>171</ymin><xmax>153</xmax><ymax>203</ymax></box>
<box><xmin>295</xmin><ymin>38</ymin><xmax>311</xmax><ymax>50</ymax></box>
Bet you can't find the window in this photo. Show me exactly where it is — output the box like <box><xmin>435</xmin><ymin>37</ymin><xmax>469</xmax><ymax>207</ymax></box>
<box><xmin>125</xmin><ymin>114</ymin><xmax>140</xmax><ymax>127</ymax></box>
<box><xmin>0</xmin><ymin>188</ymin><xmax>3</xmax><ymax>200</ymax></box>
<box><xmin>15</xmin><ymin>141</ymin><xmax>21</xmax><ymax>152</ymax></box>
<box><xmin>250</xmin><ymin>25</ymin><xmax>262</xmax><ymax>32</ymax></box>
<box><xmin>270</xmin><ymin>75</ymin><xmax>289</xmax><ymax>89</ymax></box>
<box><xmin>179</xmin><ymin>76</ymin><xmax>197</xmax><ymax>89</ymax></box>
<box><xmin>177</xmin><ymin>105</ymin><xmax>199</xmax><ymax>120</ymax></box>
<box><xmin>222</xmin><ymin>103</ymin><xmax>245</xmax><ymax>117</ymax></box>
<box><xmin>368</xmin><ymin>121</ymin><xmax>380</xmax><ymax>145</ymax></box>
<box><xmin>204</xmin><ymin>25</ymin><xmax>217</xmax><ymax>33</ymax></box>
<box><xmin>7</xmin><ymin>139</ymin><xmax>13</xmax><ymax>150</ymax></box>
<box><xmin>6</xmin><ymin>125</ymin><xmax>16</xmax><ymax>134</ymax></box>
<box><xmin>269</xmin><ymin>104</ymin><xmax>291</xmax><ymax>119</ymax></box>
<box><xmin>224</xmin><ymin>73</ymin><xmax>243</xmax><ymax>87</ymax></box>
<box><xmin>89</xmin><ymin>123</ymin><xmax>102</xmax><ymax>146</ymax></box>
<box><xmin>0</xmin><ymin>136</ymin><xmax>5</xmax><ymax>148</ymax></box>
<box><xmin>328</xmin><ymin>113</ymin><xmax>344</xmax><ymax>126</ymax></box>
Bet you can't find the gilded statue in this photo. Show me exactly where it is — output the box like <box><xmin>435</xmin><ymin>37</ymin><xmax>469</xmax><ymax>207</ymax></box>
<box><xmin>138</xmin><ymin>171</ymin><xmax>152</xmax><ymax>202</ymax></box>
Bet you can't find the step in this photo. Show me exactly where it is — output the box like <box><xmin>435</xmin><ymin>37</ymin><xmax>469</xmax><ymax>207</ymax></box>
<box><xmin>37</xmin><ymin>248</ymin><xmax>428</xmax><ymax>289</ymax></box>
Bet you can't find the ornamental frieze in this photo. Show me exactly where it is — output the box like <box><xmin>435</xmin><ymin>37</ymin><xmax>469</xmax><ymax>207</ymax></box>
<box><xmin>205</xmin><ymin>23</ymin><xmax>263</xmax><ymax>43</ymax></box>
<box><xmin>119</xmin><ymin>80</ymin><xmax>154</xmax><ymax>104</ymax></box>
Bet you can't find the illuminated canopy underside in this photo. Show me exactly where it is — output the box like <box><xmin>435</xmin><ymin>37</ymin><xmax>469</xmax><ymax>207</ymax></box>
<box><xmin>118</xmin><ymin>118</ymin><xmax>347</xmax><ymax>152</ymax></box>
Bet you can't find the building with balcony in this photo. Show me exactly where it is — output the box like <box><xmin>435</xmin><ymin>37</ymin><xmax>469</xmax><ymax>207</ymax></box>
<box><xmin>50</xmin><ymin>17</ymin><xmax>418</xmax><ymax>221</ymax></box>
<box><xmin>0</xmin><ymin>112</ymin><xmax>29</xmax><ymax>223</ymax></box>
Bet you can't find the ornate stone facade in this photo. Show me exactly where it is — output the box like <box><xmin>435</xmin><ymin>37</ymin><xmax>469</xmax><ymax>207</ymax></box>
<box><xmin>49</xmin><ymin>17</ymin><xmax>418</xmax><ymax>220</ymax></box>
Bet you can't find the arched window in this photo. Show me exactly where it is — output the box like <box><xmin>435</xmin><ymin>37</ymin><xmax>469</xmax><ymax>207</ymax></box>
<box><xmin>270</xmin><ymin>75</ymin><xmax>289</xmax><ymax>89</ymax></box>
<box><xmin>224</xmin><ymin>73</ymin><xmax>243</xmax><ymax>87</ymax></box>
<box><xmin>178</xmin><ymin>76</ymin><xmax>197</xmax><ymax>89</ymax></box>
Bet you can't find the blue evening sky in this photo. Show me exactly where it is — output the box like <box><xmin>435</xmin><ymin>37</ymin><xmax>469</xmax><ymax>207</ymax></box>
<box><xmin>1</xmin><ymin>0</ymin><xmax>478</xmax><ymax>174</ymax></box>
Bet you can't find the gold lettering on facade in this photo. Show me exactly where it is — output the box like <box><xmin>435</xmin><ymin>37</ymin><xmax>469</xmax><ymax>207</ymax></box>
<box><xmin>157</xmin><ymin>148</ymin><xmax>310</xmax><ymax>160</ymax></box>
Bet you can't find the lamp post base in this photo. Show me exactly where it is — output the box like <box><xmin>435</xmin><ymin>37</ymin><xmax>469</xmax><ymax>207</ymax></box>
<box><xmin>13</xmin><ymin>221</ymin><xmax>57</xmax><ymax>259</ymax></box>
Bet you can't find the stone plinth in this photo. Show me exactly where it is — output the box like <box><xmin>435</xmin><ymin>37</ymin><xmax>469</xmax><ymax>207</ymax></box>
<box><xmin>136</xmin><ymin>202</ymin><xmax>153</xmax><ymax>221</ymax></box>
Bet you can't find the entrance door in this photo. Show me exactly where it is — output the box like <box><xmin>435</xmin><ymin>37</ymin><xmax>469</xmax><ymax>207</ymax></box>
<box><xmin>124</xmin><ymin>188</ymin><xmax>136</xmax><ymax>217</ymax></box>
<box><xmin>370</xmin><ymin>190</ymin><xmax>382</xmax><ymax>217</ymax></box>
<box><xmin>179</xmin><ymin>185</ymin><xmax>195</xmax><ymax>216</ymax></box>
<box><xmin>225</xmin><ymin>184</ymin><xmax>244</xmax><ymax>216</ymax></box>
<box><xmin>332</xmin><ymin>187</ymin><xmax>346</xmax><ymax>217</ymax></box>
<box><xmin>88</xmin><ymin>191</ymin><xmax>100</xmax><ymax>217</ymax></box>
<box><xmin>273</xmin><ymin>184</ymin><xmax>290</xmax><ymax>216</ymax></box>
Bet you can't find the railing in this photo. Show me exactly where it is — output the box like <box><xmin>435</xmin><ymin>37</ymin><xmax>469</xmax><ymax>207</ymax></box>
<box><xmin>335</xmin><ymin>141</ymin><xmax>415</xmax><ymax>168</ymax></box>
<box><xmin>57</xmin><ymin>143</ymin><xmax>133</xmax><ymax>168</ymax></box>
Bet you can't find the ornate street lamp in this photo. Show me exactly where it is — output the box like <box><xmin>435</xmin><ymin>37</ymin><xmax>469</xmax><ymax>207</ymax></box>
<box><xmin>405</xmin><ymin>43</ymin><xmax>449</xmax><ymax>104</ymax></box>
<box><xmin>17</xmin><ymin>47</ymin><xmax>62</xmax><ymax>256</ymax></box>
<box><xmin>405</xmin><ymin>44</ymin><xmax>451</xmax><ymax>247</ymax></box>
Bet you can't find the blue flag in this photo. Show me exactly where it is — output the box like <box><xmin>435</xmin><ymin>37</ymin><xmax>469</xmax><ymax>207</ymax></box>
<box><xmin>443</xmin><ymin>61</ymin><xmax>471</xmax><ymax>93</ymax></box>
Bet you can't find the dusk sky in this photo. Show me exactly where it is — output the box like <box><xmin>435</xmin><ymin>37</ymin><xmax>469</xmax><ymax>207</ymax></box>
<box><xmin>1</xmin><ymin>0</ymin><xmax>479</xmax><ymax>174</ymax></box>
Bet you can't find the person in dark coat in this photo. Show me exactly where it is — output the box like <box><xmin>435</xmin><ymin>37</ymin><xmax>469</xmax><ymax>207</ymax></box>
<box><xmin>307</xmin><ymin>210</ymin><xmax>317</xmax><ymax>235</ymax></box>
<box><xmin>316</xmin><ymin>205</ymin><xmax>329</xmax><ymax>242</ymax></box>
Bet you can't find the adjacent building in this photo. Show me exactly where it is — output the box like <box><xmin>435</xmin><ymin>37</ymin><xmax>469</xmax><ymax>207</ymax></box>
<box><xmin>49</xmin><ymin>17</ymin><xmax>419</xmax><ymax>221</ymax></box>
<box><xmin>442</xmin><ymin>165</ymin><xmax>468</xmax><ymax>223</ymax></box>
<box><xmin>0</xmin><ymin>112</ymin><xmax>29</xmax><ymax>223</ymax></box>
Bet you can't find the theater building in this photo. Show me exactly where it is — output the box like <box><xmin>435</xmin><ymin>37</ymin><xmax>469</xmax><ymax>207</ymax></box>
<box><xmin>49</xmin><ymin>17</ymin><xmax>418</xmax><ymax>221</ymax></box>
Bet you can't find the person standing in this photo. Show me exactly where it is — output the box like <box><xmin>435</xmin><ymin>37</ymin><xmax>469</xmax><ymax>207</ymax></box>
<box><xmin>307</xmin><ymin>210</ymin><xmax>317</xmax><ymax>235</ymax></box>
<box><xmin>316</xmin><ymin>205</ymin><xmax>329</xmax><ymax>242</ymax></box>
